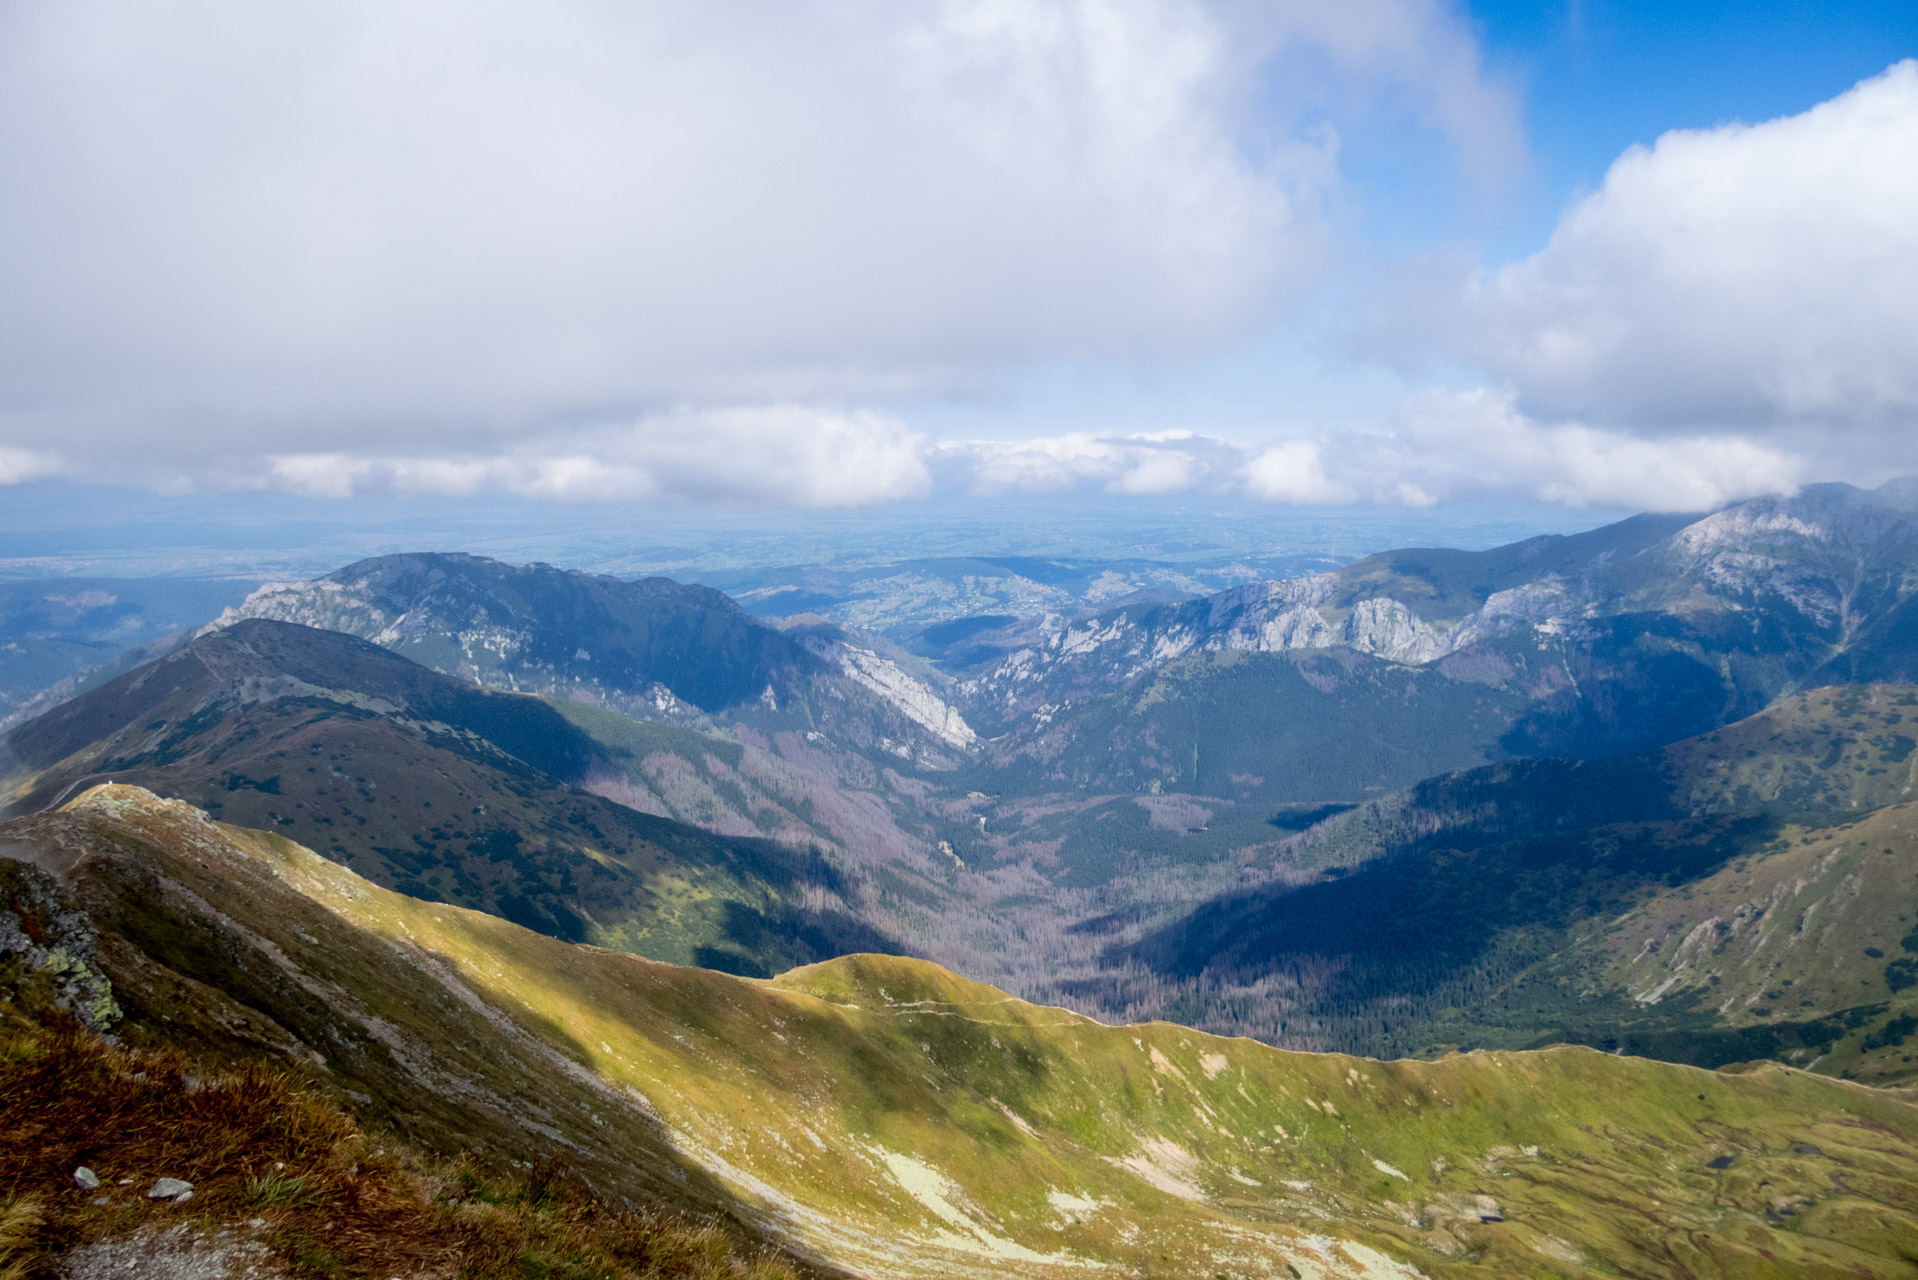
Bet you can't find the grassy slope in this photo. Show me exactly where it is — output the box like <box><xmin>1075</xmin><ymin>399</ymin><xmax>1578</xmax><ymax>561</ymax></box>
<box><xmin>1391</xmin><ymin>800</ymin><xmax>1918</xmax><ymax>1084</ymax></box>
<box><xmin>1581</xmin><ymin>801</ymin><xmax>1918</xmax><ymax>1082</ymax></box>
<box><xmin>1665</xmin><ymin>684</ymin><xmax>1918</xmax><ymax>816</ymax></box>
<box><xmin>1123</xmin><ymin>686</ymin><xmax>1918</xmax><ymax>1076</ymax></box>
<box><xmin>0</xmin><ymin>621</ymin><xmax>894</xmax><ymax>977</ymax></box>
<box><xmin>11</xmin><ymin>786</ymin><xmax>1918</xmax><ymax>1280</ymax></box>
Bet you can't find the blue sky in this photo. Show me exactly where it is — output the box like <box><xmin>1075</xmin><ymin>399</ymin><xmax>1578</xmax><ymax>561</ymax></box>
<box><xmin>921</xmin><ymin>0</ymin><xmax>1918</xmax><ymax>452</ymax></box>
<box><xmin>0</xmin><ymin>0</ymin><xmax>1912</xmax><ymax>530</ymax></box>
<box><xmin>1468</xmin><ymin>0</ymin><xmax>1918</xmax><ymax>253</ymax></box>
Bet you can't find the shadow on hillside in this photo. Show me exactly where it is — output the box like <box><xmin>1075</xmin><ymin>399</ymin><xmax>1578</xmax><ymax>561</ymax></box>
<box><xmin>697</xmin><ymin>896</ymin><xmax>912</xmax><ymax>978</ymax></box>
<box><xmin>1106</xmin><ymin>809</ymin><xmax>1786</xmax><ymax>1056</ymax></box>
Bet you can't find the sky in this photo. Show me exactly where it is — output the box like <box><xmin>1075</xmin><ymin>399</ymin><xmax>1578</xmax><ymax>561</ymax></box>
<box><xmin>0</xmin><ymin>0</ymin><xmax>1913</xmax><ymax>528</ymax></box>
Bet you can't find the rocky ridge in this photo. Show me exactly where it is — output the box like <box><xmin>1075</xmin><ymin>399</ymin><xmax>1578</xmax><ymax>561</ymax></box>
<box><xmin>216</xmin><ymin>554</ymin><xmax>979</xmax><ymax>766</ymax></box>
<box><xmin>961</xmin><ymin>481</ymin><xmax>1918</xmax><ymax>732</ymax></box>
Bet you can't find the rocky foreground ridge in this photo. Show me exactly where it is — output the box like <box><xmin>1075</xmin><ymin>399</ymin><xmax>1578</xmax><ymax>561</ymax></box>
<box><xmin>5</xmin><ymin>785</ymin><xmax>1918</xmax><ymax>1279</ymax></box>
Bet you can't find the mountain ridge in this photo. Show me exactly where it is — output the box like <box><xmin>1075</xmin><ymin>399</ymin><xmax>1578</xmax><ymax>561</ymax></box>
<box><xmin>0</xmin><ymin>617</ymin><xmax>900</xmax><ymax>977</ymax></box>
<box><xmin>8</xmin><ymin>784</ymin><xmax>1918</xmax><ymax>1279</ymax></box>
<box><xmin>961</xmin><ymin>480</ymin><xmax>1918</xmax><ymax>773</ymax></box>
<box><xmin>216</xmin><ymin>553</ymin><xmax>980</xmax><ymax>762</ymax></box>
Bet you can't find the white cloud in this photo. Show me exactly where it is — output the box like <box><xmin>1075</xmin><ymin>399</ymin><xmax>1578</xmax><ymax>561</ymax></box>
<box><xmin>0</xmin><ymin>5</ymin><xmax>1230</xmax><ymax>438</ymax></box>
<box><xmin>0</xmin><ymin>0</ymin><xmax>1522</xmax><ymax>501</ymax></box>
<box><xmin>952</xmin><ymin>432</ymin><xmax>1168</xmax><ymax>494</ymax></box>
<box><xmin>0</xmin><ymin>0</ymin><xmax>1291</xmax><ymax>439</ymax></box>
<box><xmin>1243</xmin><ymin>439</ymin><xmax>1353</xmax><ymax>503</ymax></box>
<box><xmin>243</xmin><ymin>395</ymin><xmax>1808</xmax><ymax>513</ymax></box>
<box><xmin>1449</xmin><ymin>60</ymin><xmax>1918</xmax><ymax>437</ymax></box>
<box><xmin>263</xmin><ymin>407</ymin><xmax>929</xmax><ymax>508</ymax></box>
<box><xmin>1373</xmin><ymin>389</ymin><xmax>1808</xmax><ymax>511</ymax></box>
<box><xmin>1111</xmin><ymin>450</ymin><xmax>1201</xmax><ymax>496</ymax></box>
<box><xmin>937</xmin><ymin>397</ymin><xmax>1802</xmax><ymax>513</ymax></box>
<box><xmin>947</xmin><ymin>429</ymin><xmax>1264</xmax><ymax>497</ymax></box>
<box><xmin>0</xmin><ymin>446</ymin><xmax>64</xmax><ymax>486</ymax></box>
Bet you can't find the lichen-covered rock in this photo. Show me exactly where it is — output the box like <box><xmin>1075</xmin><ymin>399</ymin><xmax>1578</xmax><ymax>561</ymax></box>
<box><xmin>0</xmin><ymin>856</ymin><xmax>120</xmax><ymax>1032</ymax></box>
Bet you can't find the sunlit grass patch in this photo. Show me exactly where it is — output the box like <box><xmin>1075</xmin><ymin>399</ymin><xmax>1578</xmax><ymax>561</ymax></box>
<box><xmin>245</xmin><ymin>1173</ymin><xmax>321</xmax><ymax>1210</ymax></box>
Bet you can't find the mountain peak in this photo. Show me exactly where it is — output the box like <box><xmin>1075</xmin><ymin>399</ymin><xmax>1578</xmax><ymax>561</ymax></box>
<box><xmin>771</xmin><ymin>950</ymin><xmax>1030</xmax><ymax>1010</ymax></box>
<box><xmin>220</xmin><ymin>552</ymin><xmax>980</xmax><ymax>761</ymax></box>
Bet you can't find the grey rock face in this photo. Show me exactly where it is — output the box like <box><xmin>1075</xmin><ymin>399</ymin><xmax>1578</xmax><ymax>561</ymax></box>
<box><xmin>74</xmin><ymin>1165</ymin><xmax>101</xmax><ymax>1189</ymax></box>
<box><xmin>0</xmin><ymin>856</ymin><xmax>120</xmax><ymax>1032</ymax></box>
<box><xmin>214</xmin><ymin>551</ymin><xmax>980</xmax><ymax>765</ymax></box>
<box><xmin>147</xmin><ymin>1177</ymin><xmax>195</xmax><ymax>1200</ymax></box>
<box><xmin>961</xmin><ymin>479</ymin><xmax>1918</xmax><ymax>733</ymax></box>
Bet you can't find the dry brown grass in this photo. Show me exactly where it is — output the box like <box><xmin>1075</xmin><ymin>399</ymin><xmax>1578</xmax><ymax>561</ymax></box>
<box><xmin>0</xmin><ymin>1014</ymin><xmax>801</xmax><ymax>1280</ymax></box>
<box><xmin>0</xmin><ymin>1195</ymin><xmax>45</xmax><ymax>1280</ymax></box>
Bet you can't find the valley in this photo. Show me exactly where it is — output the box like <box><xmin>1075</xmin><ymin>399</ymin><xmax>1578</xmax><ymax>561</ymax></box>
<box><xmin>7</xmin><ymin>479</ymin><xmax>1918</xmax><ymax>1086</ymax></box>
<box><xmin>8</xmin><ymin>13</ymin><xmax>1912</xmax><ymax>1277</ymax></box>
<box><xmin>5</xmin><ymin>479</ymin><xmax>1918</xmax><ymax>1277</ymax></box>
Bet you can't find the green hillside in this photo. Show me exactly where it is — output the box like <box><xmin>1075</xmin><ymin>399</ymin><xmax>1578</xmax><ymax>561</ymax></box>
<box><xmin>0</xmin><ymin>618</ymin><xmax>894</xmax><ymax>976</ymax></box>
<box><xmin>974</xmin><ymin>647</ymin><xmax>1536</xmax><ymax>803</ymax></box>
<box><xmin>7</xmin><ymin>785</ymin><xmax>1918</xmax><ymax>1278</ymax></box>
<box><xmin>1121</xmin><ymin>686</ymin><xmax>1918</xmax><ymax>1077</ymax></box>
<box><xmin>1665</xmin><ymin>684</ymin><xmax>1918</xmax><ymax>816</ymax></box>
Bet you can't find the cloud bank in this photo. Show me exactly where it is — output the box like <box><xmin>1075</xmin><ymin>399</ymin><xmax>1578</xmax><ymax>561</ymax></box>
<box><xmin>0</xmin><ymin>5</ymin><xmax>1904</xmax><ymax>514</ymax></box>
<box><xmin>945</xmin><ymin>404</ymin><xmax>1803</xmax><ymax>513</ymax></box>
<box><xmin>265</xmin><ymin>408</ymin><xmax>932</xmax><ymax>508</ymax></box>
<box><xmin>229</xmin><ymin>398</ymin><xmax>1802</xmax><ymax>514</ymax></box>
<box><xmin>0</xmin><ymin>0</ymin><xmax>1523</xmax><ymax>485</ymax></box>
<box><xmin>0</xmin><ymin>0</ymin><xmax>1406</xmax><ymax>443</ymax></box>
<box><xmin>1447</xmin><ymin>60</ymin><xmax>1918</xmax><ymax>440</ymax></box>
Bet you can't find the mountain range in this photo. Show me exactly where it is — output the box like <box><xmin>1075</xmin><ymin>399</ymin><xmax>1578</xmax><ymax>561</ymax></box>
<box><xmin>222</xmin><ymin>553</ymin><xmax>979</xmax><ymax>763</ymax></box>
<box><xmin>963</xmin><ymin>481</ymin><xmax>1918</xmax><ymax>788</ymax></box>
<box><xmin>8</xmin><ymin>478</ymin><xmax>1918</xmax><ymax>1083</ymax></box>
<box><xmin>0</xmin><ymin>617</ymin><xmax>893</xmax><ymax>977</ymax></box>
<box><xmin>7</xmin><ymin>480</ymin><xmax>1918</xmax><ymax>1275</ymax></box>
